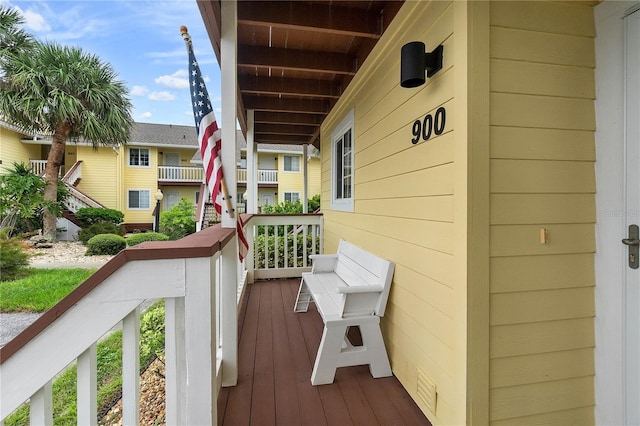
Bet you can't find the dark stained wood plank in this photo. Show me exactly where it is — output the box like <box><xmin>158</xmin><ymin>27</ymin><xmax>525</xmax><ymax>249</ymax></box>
<box><xmin>251</xmin><ymin>283</ymin><xmax>276</xmax><ymax>425</ymax></box>
<box><xmin>271</xmin><ymin>282</ymin><xmax>302</xmax><ymax>425</ymax></box>
<box><xmin>336</xmin><ymin>367</ymin><xmax>380</xmax><ymax>426</ymax></box>
<box><xmin>222</xmin><ymin>282</ymin><xmax>261</xmax><ymax>426</ymax></box>
<box><xmin>280</xmin><ymin>280</ymin><xmax>328</xmax><ymax>426</ymax></box>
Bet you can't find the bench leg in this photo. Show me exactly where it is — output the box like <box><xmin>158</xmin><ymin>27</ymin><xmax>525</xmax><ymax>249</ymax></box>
<box><xmin>311</xmin><ymin>323</ymin><xmax>348</xmax><ymax>385</ymax></box>
<box><xmin>294</xmin><ymin>279</ymin><xmax>312</xmax><ymax>313</ymax></box>
<box><xmin>359</xmin><ymin>321</ymin><xmax>392</xmax><ymax>378</ymax></box>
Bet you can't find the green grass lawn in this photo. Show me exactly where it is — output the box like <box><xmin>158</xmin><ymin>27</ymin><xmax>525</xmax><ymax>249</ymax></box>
<box><xmin>0</xmin><ymin>268</ymin><xmax>96</xmax><ymax>312</ymax></box>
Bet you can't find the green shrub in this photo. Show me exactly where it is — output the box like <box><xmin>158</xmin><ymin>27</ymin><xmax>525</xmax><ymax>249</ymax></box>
<box><xmin>0</xmin><ymin>229</ymin><xmax>29</xmax><ymax>281</ymax></box>
<box><xmin>75</xmin><ymin>207</ymin><xmax>124</xmax><ymax>227</ymax></box>
<box><xmin>126</xmin><ymin>232</ymin><xmax>169</xmax><ymax>247</ymax></box>
<box><xmin>255</xmin><ymin>232</ymin><xmax>319</xmax><ymax>269</ymax></box>
<box><xmin>159</xmin><ymin>198</ymin><xmax>196</xmax><ymax>240</ymax></box>
<box><xmin>86</xmin><ymin>234</ymin><xmax>126</xmax><ymax>255</ymax></box>
<box><xmin>78</xmin><ymin>222</ymin><xmax>124</xmax><ymax>244</ymax></box>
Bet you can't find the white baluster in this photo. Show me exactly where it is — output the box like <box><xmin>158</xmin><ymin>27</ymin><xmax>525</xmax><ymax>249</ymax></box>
<box><xmin>165</xmin><ymin>297</ymin><xmax>186</xmax><ymax>425</ymax></box>
<box><xmin>122</xmin><ymin>308</ymin><xmax>140</xmax><ymax>426</ymax></box>
<box><xmin>77</xmin><ymin>344</ymin><xmax>97</xmax><ymax>425</ymax></box>
<box><xmin>30</xmin><ymin>380</ymin><xmax>52</xmax><ymax>426</ymax></box>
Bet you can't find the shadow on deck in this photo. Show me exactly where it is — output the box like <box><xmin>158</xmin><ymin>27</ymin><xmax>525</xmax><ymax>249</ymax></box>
<box><xmin>218</xmin><ymin>279</ymin><xmax>432</xmax><ymax>426</ymax></box>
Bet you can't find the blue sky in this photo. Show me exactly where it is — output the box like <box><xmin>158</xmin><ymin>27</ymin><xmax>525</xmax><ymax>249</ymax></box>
<box><xmin>1</xmin><ymin>0</ymin><xmax>221</xmax><ymax>127</ymax></box>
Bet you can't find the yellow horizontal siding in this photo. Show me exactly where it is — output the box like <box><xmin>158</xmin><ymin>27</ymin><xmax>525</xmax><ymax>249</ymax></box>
<box><xmin>490</xmin><ymin>287</ymin><xmax>594</xmax><ymax>325</ymax></box>
<box><xmin>491</xmin><ymin>127</ymin><xmax>595</xmax><ymax>161</ymax></box>
<box><xmin>491</xmin><ymin>159</ymin><xmax>595</xmax><ymax>193</ymax></box>
<box><xmin>490</xmin><ymin>318</ymin><xmax>594</xmax><ymax>359</ymax></box>
<box><xmin>490</xmin><ymin>1</ymin><xmax>595</xmax><ymax>37</ymax></box>
<box><xmin>491</xmin><ymin>253</ymin><xmax>595</xmax><ymax>293</ymax></box>
<box><xmin>491</xmin><ymin>194</ymin><xmax>595</xmax><ymax>224</ymax></box>
<box><xmin>0</xmin><ymin>130</ymin><xmax>41</xmax><ymax>174</ymax></box>
<box><xmin>490</xmin><ymin>348</ymin><xmax>594</xmax><ymax>388</ymax></box>
<box><xmin>488</xmin><ymin>2</ymin><xmax>596</xmax><ymax>424</ymax></box>
<box><xmin>491</xmin><ymin>27</ymin><xmax>595</xmax><ymax>67</ymax></box>
<box><xmin>490</xmin><ymin>407</ymin><xmax>594</xmax><ymax>426</ymax></box>
<box><xmin>490</xmin><ymin>376</ymin><xmax>594</xmax><ymax>421</ymax></box>
<box><xmin>76</xmin><ymin>146</ymin><xmax>120</xmax><ymax>209</ymax></box>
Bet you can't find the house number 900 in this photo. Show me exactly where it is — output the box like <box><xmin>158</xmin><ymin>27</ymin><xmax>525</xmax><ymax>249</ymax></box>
<box><xmin>411</xmin><ymin>107</ymin><xmax>446</xmax><ymax>144</ymax></box>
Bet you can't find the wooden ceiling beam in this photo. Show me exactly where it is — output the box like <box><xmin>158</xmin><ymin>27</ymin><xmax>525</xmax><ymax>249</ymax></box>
<box><xmin>255</xmin><ymin>123</ymin><xmax>317</xmax><ymax>136</ymax></box>
<box><xmin>244</xmin><ymin>95</ymin><xmax>330</xmax><ymax>115</ymax></box>
<box><xmin>238</xmin><ymin>45</ymin><xmax>356</xmax><ymax>76</ymax></box>
<box><xmin>253</xmin><ymin>111</ymin><xmax>325</xmax><ymax>127</ymax></box>
<box><xmin>239</xmin><ymin>75</ymin><xmax>341</xmax><ymax>99</ymax></box>
<box><xmin>237</xmin><ymin>2</ymin><xmax>381</xmax><ymax>39</ymax></box>
<box><xmin>255</xmin><ymin>134</ymin><xmax>314</xmax><ymax>144</ymax></box>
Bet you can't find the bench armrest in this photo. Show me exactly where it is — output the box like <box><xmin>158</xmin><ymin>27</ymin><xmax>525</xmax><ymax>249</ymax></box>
<box><xmin>337</xmin><ymin>285</ymin><xmax>384</xmax><ymax>294</ymax></box>
<box><xmin>310</xmin><ymin>254</ymin><xmax>338</xmax><ymax>273</ymax></box>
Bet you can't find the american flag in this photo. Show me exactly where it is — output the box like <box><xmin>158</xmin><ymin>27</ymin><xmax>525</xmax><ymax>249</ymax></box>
<box><xmin>187</xmin><ymin>33</ymin><xmax>249</xmax><ymax>261</ymax></box>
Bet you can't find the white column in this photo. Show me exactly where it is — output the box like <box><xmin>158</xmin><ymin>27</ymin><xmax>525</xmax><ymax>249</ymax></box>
<box><xmin>303</xmin><ymin>144</ymin><xmax>309</xmax><ymax>213</ymax></box>
<box><xmin>30</xmin><ymin>381</ymin><xmax>52</xmax><ymax>426</ymax></box>
<box><xmin>221</xmin><ymin>240</ymin><xmax>238</xmax><ymax>386</ymax></box>
<box><xmin>221</xmin><ymin>0</ymin><xmax>238</xmax><ymax>229</ymax></box>
<box><xmin>122</xmin><ymin>308</ymin><xmax>140</xmax><ymax>426</ymax></box>
<box><xmin>184</xmin><ymin>256</ymin><xmax>217</xmax><ymax>425</ymax></box>
<box><xmin>246</xmin><ymin>109</ymin><xmax>256</xmax><ymax>214</ymax></box>
<box><xmin>77</xmin><ymin>344</ymin><xmax>97</xmax><ymax>426</ymax></box>
<box><xmin>165</xmin><ymin>297</ymin><xmax>186</xmax><ymax>425</ymax></box>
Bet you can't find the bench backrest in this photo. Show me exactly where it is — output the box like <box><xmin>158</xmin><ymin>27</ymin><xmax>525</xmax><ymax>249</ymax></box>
<box><xmin>334</xmin><ymin>239</ymin><xmax>395</xmax><ymax>317</ymax></box>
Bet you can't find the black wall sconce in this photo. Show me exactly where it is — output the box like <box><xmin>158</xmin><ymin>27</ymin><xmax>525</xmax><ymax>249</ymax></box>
<box><xmin>400</xmin><ymin>41</ymin><xmax>444</xmax><ymax>88</ymax></box>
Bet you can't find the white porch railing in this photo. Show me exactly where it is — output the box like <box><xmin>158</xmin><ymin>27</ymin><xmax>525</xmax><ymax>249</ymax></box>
<box><xmin>245</xmin><ymin>214</ymin><xmax>323</xmax><ymax>281</ymax></box>
<box><xmin>158</xmin><ymin>166</ymin><xmax>203</xmax><ymax>182</ymax></box>
<box><xmin>0</xmin><ymin>214</ymin><xmax>322</xmax><ymax>425</ymax></box>
<box><xmin>237</xmin><ymin>168</ymin><xmax>278</xmax><ymax>184</ymax></box>
<box><xmin>29</xmin><ymin>159</ymin><xmax>48</xmax><ymax>176</ymax></box>
<box><xmin>64</xmin><ymin>185</ymin><xmax>103</xmax><ymax>212</ymax></box>
<box><xmin>62</xmin><ymin>161</ymin><xmax>82</xmax><ymax>186</ymax></box>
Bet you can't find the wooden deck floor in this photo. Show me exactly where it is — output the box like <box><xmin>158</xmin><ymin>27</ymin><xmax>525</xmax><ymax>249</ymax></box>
<box><xmin>217</xmin><ymin>279</ymin><xmax>432</xmax><ymax>426</ymax></box>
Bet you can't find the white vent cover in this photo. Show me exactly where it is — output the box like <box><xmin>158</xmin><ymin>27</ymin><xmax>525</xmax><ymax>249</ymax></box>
<box><xmin>417</xmin><ymin>368</ymin><xmax>437</xmax><ymax>414</ymax></box>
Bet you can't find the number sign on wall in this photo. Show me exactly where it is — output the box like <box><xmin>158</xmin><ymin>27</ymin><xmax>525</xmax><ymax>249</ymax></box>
<box><xmin>411</xmin><ymin>106</ymin><xmax>446</xmax><ymax>145</ymax></box>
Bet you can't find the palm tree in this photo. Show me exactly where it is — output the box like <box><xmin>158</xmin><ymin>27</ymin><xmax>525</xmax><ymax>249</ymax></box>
<box><xmin>0</xmin><ymin>6</ymin><xmax>132</xmax><ymax>240</ymax></box>
<box><xmin>0</xmin><ymin>5</ymin><xmax>34</xmax><ymax>59</ymax></box>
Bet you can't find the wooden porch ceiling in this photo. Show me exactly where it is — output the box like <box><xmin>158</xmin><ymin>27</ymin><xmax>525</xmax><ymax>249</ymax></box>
<box><xmin>197</xmin><ymin>0</ymin><xmax>404</xmax><ymax>148</ymax></box>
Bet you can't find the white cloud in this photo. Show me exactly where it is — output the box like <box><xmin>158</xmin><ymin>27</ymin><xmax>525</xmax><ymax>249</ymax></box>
<box><xmin>131</xmin><ymin>86</ymin><xmax>148</xmax><ymax>97</ymax></box>
<box><xmin>154</xmin><ymin>70</ymin><xmax>189</xmax><ymax>90</ymax></box>
<box><xmin>148</xmin><ymin>91</ymin><xmax>175</xmax><ymax>102</ymax></box>
<box><xmin>21</xmin><ymin>8</ymin><xmax>50</xmax><ymax>32</ymax></box>
<box><xmin>139</xmin><ymin>112</ymin><xmax>152</xmax><ymax>119</ymax></box>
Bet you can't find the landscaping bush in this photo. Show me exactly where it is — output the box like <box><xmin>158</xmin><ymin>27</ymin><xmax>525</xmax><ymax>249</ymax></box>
<box><xmin>159</xmin><ymin>198</ymin><xmax>196</xmax><ymax>240</ymax></box>
<box><xmin>78</xmin><ymin>222</ymin><xmax>124</xmax><ymax>244</ymax></box>
<box><xmin>86</xmin><ymin>234</ymin><xmax>126</xmax><ymax>256</ymax></box>
<box><xmin>0</xmin><ymin>229</ymin><xmax>29</xmax><ymax>281</ymax></box>
<box><xmin>126</xmin><ymin>232</ymin><xmax>169</xmax><ymax>247</ymax></box>
<box><xmin>75</xmin><ymin>207</ymin><xmax>124</xmax><ymax>227</ymax></box>
<box><xmin>255</xmin><ymin>232</ymin><xmax>320</xmax><ymax>269</ymax></box>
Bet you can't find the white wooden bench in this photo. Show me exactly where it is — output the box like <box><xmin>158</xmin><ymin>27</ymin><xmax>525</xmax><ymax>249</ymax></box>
<box><xmin>294</xmin><ymin>239</ymin><xmax>395</xmax><ymax>385</ymax></box>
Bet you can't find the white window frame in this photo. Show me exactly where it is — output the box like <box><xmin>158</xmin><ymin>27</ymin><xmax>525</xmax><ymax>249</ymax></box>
<box><xmin>127</xmin><ymin>189</ymin><xmax>151</xmax><ymax>210</ymax></box>
<box><xmin>128</xmin><ymin>148</ymin><xmax>150</xmax><ymax>167</ymax></box>
<box><xmin>283</xmin><ymin>191</ymin><xmax>300</xmax><ymax>203</ymax></box>
<box><xmin>331</xmin><ymin>109</ymin><xmax>355</xmax><ymax>212</ymax></box>
<box><xmin>283</xmin><ymin>155</ymin><xmax>300</xmax><ymax>172</ymax></box>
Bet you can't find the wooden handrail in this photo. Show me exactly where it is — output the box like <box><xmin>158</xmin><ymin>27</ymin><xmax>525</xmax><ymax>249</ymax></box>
<box><xmin>0</xmin><ymin>223</ymin><xmax>238</xmax><ymax>364</ymax></box>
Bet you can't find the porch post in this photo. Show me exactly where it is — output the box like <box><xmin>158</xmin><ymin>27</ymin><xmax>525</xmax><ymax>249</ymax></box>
<box><xmin>303</xmin><ymin>144</ymin><xmax>309</xmax><ymax>213</ymax></box>
<box><xmin>220</xmin><ymin>0</ymin><xmax>238</xmax><ymax>229</ymax></box>
<box><xmin>247</xmin><ymin>109</ymin><xmax>257</xmax><ymax>214</ymax></box>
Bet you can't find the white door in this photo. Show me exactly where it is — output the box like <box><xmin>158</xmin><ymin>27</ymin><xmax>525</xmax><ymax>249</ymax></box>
<box><xmin>165</xmin><ymin>191</ymin><xmax>180</xmax><ymax>211</ymax></box>
<box><xmin>165</xmin><ymin>153</ymin><xmax>180</xmax><ymax>180</ymax></box>
<box><xmin>623</xmin><ymin>8</ymin><xmax>640</xmax><ymax>424</ymax></box>
<box><xmin>261</xmin><ymin>193</ymin><xmax>275</xmax><ymax>209</ymax></box>
<box><xmin>595</xmin><ymin>4</ymin><xmax>640</xmax><ymax>424</ymax></box>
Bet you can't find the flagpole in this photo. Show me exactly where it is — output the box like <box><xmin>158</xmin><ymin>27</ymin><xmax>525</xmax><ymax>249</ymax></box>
<box><xmin>180</xmin><ymin>25</ymin><xmax>235</xmax><ymax>219</ymax></box>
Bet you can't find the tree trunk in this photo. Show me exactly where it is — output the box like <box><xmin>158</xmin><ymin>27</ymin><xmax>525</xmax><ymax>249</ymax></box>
<box><xmin>42</xmin><ymin>122</ymin><xmax>71</xmax><ymax>241</ymax></box>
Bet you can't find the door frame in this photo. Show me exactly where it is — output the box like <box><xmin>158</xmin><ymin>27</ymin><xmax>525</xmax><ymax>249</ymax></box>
<box><xmin>594</xmin><ymin>2</ymin><xmax>640</xmax><ymax>424</ymax></box>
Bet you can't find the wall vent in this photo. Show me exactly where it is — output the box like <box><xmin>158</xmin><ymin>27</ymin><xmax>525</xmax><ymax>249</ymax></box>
<box><xmin>417</xmin><ymin>368</ymin><xmax>437</xmax><ymax>415</ymax></box>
